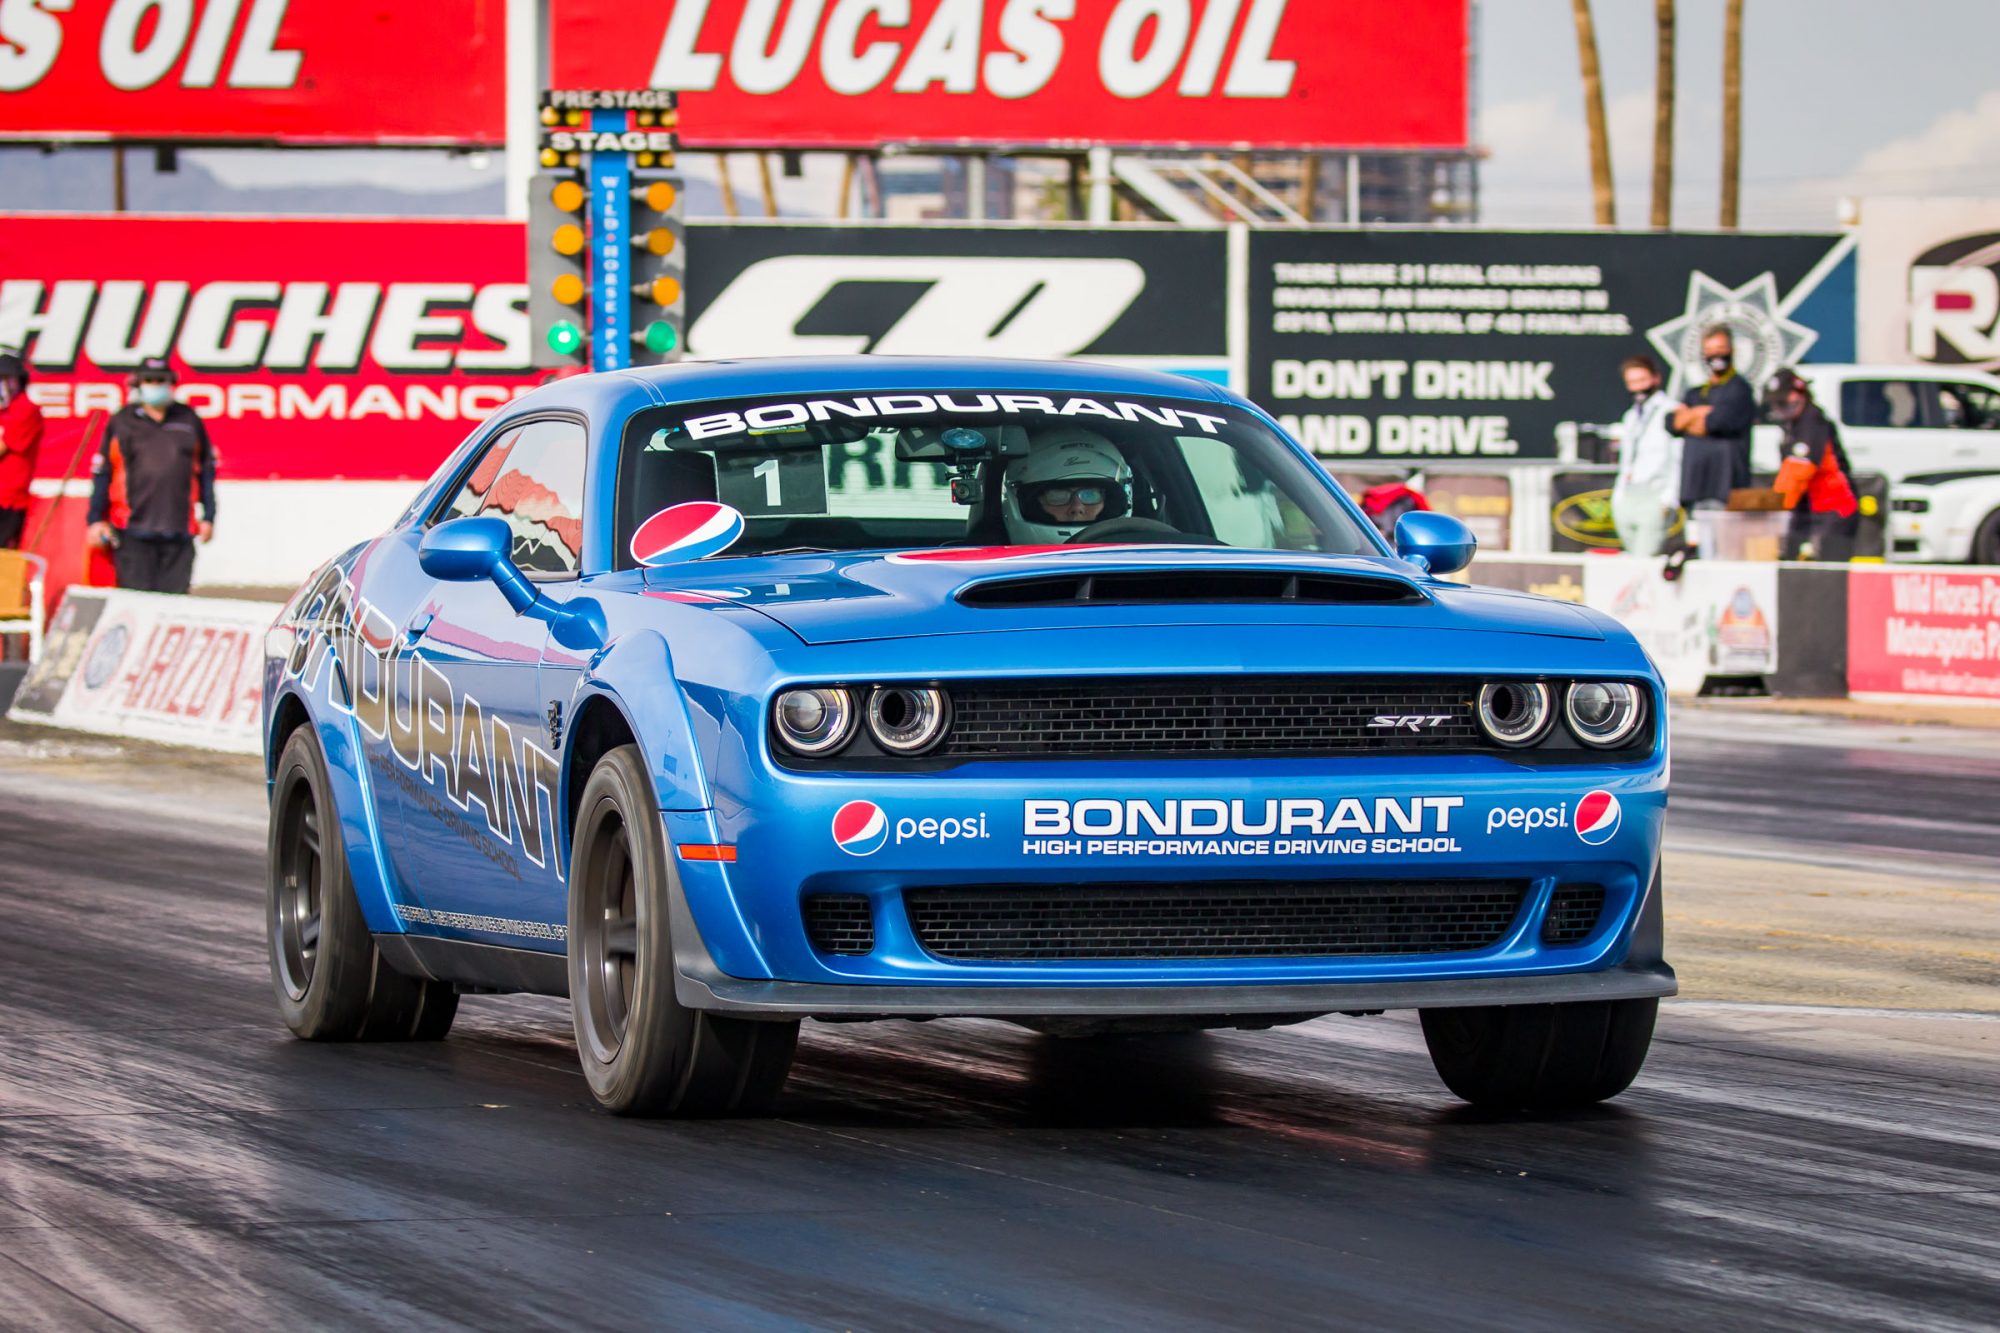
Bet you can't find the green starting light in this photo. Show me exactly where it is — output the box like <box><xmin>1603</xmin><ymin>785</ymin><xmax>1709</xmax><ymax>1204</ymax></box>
<box><xmin>638</xmin><ymin>320</ymin><xmax>678</xmax><ymax>354</ymax></box>
<box><xmin>546</xmin><ymin>320</ymin><xmax>585</xmax><ymax>357</ymax></box>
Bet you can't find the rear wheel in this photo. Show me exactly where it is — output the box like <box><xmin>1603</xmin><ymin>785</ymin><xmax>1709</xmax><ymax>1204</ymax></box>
<box><xmin>267</xmin><ymin>727</ymin><xmax>458</xmax><ymax>1041</ymax></box>
<box><xmin>1420</xmin><ymin>998</ymin><xmax>1656</xmax><ymax>1110</ymax></box>
<box><xmin>567</xmin><ymin>743</ymin><xmax>798</xmax><ymax>1116</ymax></box>
<box><xmin>1971</xmin><ymin>510</ymin><xmax>2000</xmax><ymax>566</ymax></box>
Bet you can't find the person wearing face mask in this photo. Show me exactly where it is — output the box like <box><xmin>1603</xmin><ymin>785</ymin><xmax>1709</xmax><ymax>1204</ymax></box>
<box><xmin>1765</xmin><ymin>367</ymin><xmax>1858</xmax><ymax>562</ymax></box>
<box><xmin>0</xmin><ymin>352</ymin><xmax>43</xmax><ymax>550</ymax></box>
<box><xmin>85</xmin><ymin>356</ymin><xmax>217</xmax><ymax>594</ymax></box>
<box><xmin>1664</xmin><ymin>326</ymin><xmax>1756</xmax><ymax>574</ymax></box>
<box><xmin>1610</xmin><ymin>354</ymin><xmax>1681</xmax><ymax>558</ymax></box>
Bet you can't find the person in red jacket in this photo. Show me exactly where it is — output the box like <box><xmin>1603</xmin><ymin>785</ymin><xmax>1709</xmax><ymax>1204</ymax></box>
<box><xmin>85</xmin><ymin>357</ymin><xmax>218</xmax><ymax>593</ymax></box>
<box><xmin>1764</xmin><ymin>367</ymin><xmax>1859</xmax><ymax>562</ymax></box>
<box><xmin>0</xmin><ymin>352</ymin><xmax>42</xmax><ymax>549</ymax></box>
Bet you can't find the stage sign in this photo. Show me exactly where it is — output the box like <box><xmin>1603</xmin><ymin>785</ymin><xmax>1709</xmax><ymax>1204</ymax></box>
<box><xmin>550</xmin><ymin>0</ymin><xmax>1470</xmax><ymax>150</ymax></box>
<box><xmin>0</xmin><ymin>0</ymin><xmax>504</xmax><ymax>145</ymax></box>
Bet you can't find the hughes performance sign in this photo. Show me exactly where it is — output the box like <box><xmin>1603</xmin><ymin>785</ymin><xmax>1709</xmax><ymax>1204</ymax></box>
<box><xmin>551</xmin><ymin>0</ymin><xmax>1469</xmax><ymax>150</ymax></box>
<box><xmin>0</xmin><ymin>214</ymin><xmax>1226</xmax><ymax>482</ymax></box>
<box><xmin>0</xmin><ymin>214</ymin><xmax>538</xmax><ymax>481</ymax></box>
<box><xmin>1247</xmin><ymin>230</ymin><xmax>1856</xmax><ymax>462</ymax></box>
<box><xmin>0</xmin><ymin>0</ymin><xmax>504</xmax><ymax>145</ymax></box>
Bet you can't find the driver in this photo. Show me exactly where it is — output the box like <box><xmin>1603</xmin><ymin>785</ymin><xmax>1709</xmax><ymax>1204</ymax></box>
<box><xmin>1001</xmin><ymin>427</ymin><xmax>1132</xmax><ymax>544</ymax></box>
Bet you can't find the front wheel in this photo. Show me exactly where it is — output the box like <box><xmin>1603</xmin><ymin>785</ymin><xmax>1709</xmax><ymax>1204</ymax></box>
<box><xmin>567</xmin><ymin>743</ymin><xmax>798</xmax><ymax>1116</ymax></box>
<box><xmin>1420</xmin><ymin>998</ymin><xmax>1657</xmax><ymax>1110</ymax></box>
<box><xmin>1971</xmin><ymin>510</ymin><xmax>2000</xmax><ymax>566</ymax></box>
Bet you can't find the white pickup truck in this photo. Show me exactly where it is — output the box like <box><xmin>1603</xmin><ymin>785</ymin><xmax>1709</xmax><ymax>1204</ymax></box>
<box><xmin>1747</xmin><ymin>364</ymin><xmax>2000</xmax><ymax>565</ymax></box>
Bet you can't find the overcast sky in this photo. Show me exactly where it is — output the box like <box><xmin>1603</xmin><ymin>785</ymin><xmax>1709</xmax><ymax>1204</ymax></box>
<box><xmin>117</xmin><ymin>0</ymin><xmax>2000</xmax><ymax>227</ymax></box>
<box><xmin>1479</xmin><ymin>0</ymin><xmax>2000</xmax><ymax>230</ymax></box>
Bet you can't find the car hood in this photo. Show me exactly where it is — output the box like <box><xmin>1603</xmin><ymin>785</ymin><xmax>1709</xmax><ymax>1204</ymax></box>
<box><xmin>640</xmin><ymin>546</ymin><xmax>1605</xmax><ymax>645</ymax></box>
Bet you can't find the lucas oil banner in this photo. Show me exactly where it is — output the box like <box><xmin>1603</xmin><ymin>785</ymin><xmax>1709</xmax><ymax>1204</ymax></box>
<box><xmin>0</xmin><ymin>0</ymin><xmax>504</xmax><ymax>145</ymax></box>
<box><xmin>550</xmin><ymin>0</ymin><xmax>1469</xmax><ymax>151</ymax></box>
<box><xmin>1248</xmin><ymin>229</ymin><xmax>1856</xmax><ymax>462</ymax></box>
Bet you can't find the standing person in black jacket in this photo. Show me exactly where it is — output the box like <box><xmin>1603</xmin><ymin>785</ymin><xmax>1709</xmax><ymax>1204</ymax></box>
<box><xmin>1664</xmin><ymin>326</ymin><xmax>1756</xmax><ymax>574</ymax></box>
<box><xmin>85</xmin><ymin>357</ymin><xmax>217</xmax><ymax>594</ymax></box>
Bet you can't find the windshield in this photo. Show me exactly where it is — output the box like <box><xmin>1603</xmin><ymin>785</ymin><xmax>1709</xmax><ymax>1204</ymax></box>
<box><xmin>614</xmin><ymin>389</ymin><xmax>1379</xmax><ymax>566</ymax></box>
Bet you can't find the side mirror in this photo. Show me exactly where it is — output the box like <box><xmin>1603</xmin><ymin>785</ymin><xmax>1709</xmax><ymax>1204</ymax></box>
<box><xmin>1393</xmin><ymin>510</ymin><xmax>1477</xmax><ymax>576</ymax></box>
<box><xmin>417</xmin><ymin>516</ymin><xmax>605</xmax><ymax>650</ymax></box>
<box><xmin>419</xmin><ymin>516</ymin><xmax>537</xmax><ymax>615</ymax></box>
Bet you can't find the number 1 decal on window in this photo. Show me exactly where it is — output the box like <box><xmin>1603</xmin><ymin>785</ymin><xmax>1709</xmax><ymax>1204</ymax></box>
<box><xmin>753</xmin><ymin>457</ymin><xmax>781</xmax><ymax>506</ymax></box>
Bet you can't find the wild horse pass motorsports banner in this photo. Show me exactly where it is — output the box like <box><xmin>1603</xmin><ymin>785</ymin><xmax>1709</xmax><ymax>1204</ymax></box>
<box><xmin>1248</xmin><ymin>230</ymin><xmax>1856</xmax><ymax>462</ymax></box>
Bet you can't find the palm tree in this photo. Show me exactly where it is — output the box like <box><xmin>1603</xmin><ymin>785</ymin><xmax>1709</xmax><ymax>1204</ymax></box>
<box><xmin>1652</xmin><ymin>0</ymin><xmax>1675</xmax><ymax>228</ymax></box>
<box><xmin>1720</xmin><ymin>0</ymin><xmax>1743</xmax><ymax>228</ymax></box>
<box><xmin>1571</xmin><ymin>0</ymin><xmax>1615</xmax><ymax>226</ymax></box>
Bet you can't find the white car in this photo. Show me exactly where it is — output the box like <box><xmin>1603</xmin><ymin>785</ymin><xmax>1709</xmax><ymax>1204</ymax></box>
<box><xmin>1745</xmin><ymin>364</ymin><xmax>2000</xmax><ymax>566</ymax></box>
<box><xmin>1890</xmin><ymin>475</ymin><xmax>2000</xmax><ymax>565</ymax></box>
<box><xmin>1750</xmin><ymin>363</ymin><xmax>2000</xmax><ymax>482</ymax></box>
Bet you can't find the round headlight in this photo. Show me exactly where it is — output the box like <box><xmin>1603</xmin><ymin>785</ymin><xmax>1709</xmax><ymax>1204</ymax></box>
<box><xmin>774</xmin><ymin>687</ymin><xmax>855</xmax><ymax>755</ymax></box>
<box><xmin>1565</xmin><ymin>681</ymin><xmax>1644</xmax><ymax>747</ymax></box>
<box><xmin>1476</xmin><ymin>682</ymin><xmax>1553</xmax><ymax>748</ymax></box>
<box><xmin>866</xmin><ymin>685</ymin><xmax>950</xmax><ymax>755</ymax></box>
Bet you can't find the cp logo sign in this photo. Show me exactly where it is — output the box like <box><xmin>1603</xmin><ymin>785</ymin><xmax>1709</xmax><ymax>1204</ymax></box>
<box><xmin>688</xmin><ymin>256</ymin><xmax>1145</xmax><ymax>359</ymax></box>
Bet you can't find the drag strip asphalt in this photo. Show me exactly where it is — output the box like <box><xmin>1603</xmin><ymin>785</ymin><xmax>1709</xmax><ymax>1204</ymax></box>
<box><xmin>1</xmin><ymin>713</ymin><xmax>1996</xmax><ymax>1331</ymax></box>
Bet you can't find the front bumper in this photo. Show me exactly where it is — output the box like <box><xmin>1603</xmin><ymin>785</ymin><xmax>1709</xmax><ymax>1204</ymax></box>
<box><xmin>667</xmin><ymin>857</ymin><xmax>1676</xmax><ymax>1017</ymax></box>
<box><xmin>661</xmin><ymin>739</ymin><xmax>1673</xmax><ymax>1011</ymax></box>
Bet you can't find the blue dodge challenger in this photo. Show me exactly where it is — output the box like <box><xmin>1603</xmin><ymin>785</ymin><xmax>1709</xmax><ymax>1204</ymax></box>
<box><xmin>263</xmin><ymin>356</ymin><xmax>1672</xmax><ymax>1116</ymax></box>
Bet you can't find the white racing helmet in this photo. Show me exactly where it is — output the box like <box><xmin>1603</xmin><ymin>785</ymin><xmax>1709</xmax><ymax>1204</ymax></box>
<box><xmin>1000</xmin><ymin>427</ymin><xmax>1132</xmax><ymax>544</ymax></box>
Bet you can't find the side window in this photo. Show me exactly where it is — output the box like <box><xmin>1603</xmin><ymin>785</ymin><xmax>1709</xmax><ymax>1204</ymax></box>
<box><xmin>442</xmin><ymin>418</ymin><xmax>587</xmax><ymax>576</ymax></box>
<box><xmin>1174</xmin><ymin>435</ymin><xmax>1314</xmax><ymax>551</ymax></box>
<box><xmin>1841</xmin><ymin>379</ymin><xmax>1932</xmax><ymax>429</ymax></box>
<box><xmin>1938</xmin><ymin>383</ymin><xmax>2000</xmax><ymax>430</ymax></box>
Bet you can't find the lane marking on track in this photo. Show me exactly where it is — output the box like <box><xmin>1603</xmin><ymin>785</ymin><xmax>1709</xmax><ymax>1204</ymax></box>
<box><xmin>1666</xmin><ymin>834</ymin><xmax>2000</xmax><ymax>886</ymax></box>
<box><xmin>1668</xmin><ymin>1000</ymin><xmax>2000</xmax><ymax>1022</ymax></box>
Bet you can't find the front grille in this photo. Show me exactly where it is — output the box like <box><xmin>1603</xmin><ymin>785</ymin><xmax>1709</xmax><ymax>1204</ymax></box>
<box><xmin>940</xmin><ymin>676</ymin><xmax>1480</xmax><ymax>758</ymax></box>
<box><xmin>904</xmin><ymin>880</ymin><xmax>1530</xmax><ymax>961</ymax></box>
<box><xmin>803</xmin><ymin>894</ymin><xmax>875</xmax><ymax>955</ymax></box>
<box><xmin>1542</xmin><ymin>883</ymin><xmax>1607</xmax><ymax>944</ymax></box>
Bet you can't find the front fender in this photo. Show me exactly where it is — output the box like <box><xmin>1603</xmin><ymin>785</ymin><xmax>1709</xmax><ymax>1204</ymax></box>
<box><xmin>571</xmin><ymin>629</ymin><xmax>713</xmax><ymax>812</ymax></box>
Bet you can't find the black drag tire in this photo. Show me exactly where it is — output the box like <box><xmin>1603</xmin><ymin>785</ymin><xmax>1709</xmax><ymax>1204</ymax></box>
<box><xmin>1419</xmin><ymin>998</ymin><xmax>1657</xmax><ymax>1111</ymax></box>
<box><xmin>1972</xmin><ymin>510</ymin><xmax>2000</xmax><ymax>567</ymax></box>
<box><xmin>567</xmin><ymin>743</ymin><xmax>798</xmax><ymax>1117</ymax></box>
<box><xmin>267</xmin><ymin>727</ymin><xmax>458</xmax><ymax>1041</ymax></box>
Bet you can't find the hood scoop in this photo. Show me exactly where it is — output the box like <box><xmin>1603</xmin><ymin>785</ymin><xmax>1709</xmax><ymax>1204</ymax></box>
<box><xmin>956</xmin><ymin>568</ymin><xmax>1427</xmax><ymax>609</ymax></box>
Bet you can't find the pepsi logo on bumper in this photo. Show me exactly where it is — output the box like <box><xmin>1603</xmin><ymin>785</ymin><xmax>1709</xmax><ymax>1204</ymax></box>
<box><xmin>832</xmin><ymin>800</ymin><xmax>889</xmax><ymax>857</ymax></box>
<box><xmin>630</xmin><ymin>502</ymin><xmax>745</xmax><ymax>567</ymax></box>
<box><xmin>1574</xmin><ymin>791</ymin><xmax>1622</xmax><ymax>845</ymax></box>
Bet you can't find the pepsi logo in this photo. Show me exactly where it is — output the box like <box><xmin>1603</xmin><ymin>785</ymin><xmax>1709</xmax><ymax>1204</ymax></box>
<box><xmin>831</xmin><ymin>800</ymin><xmax>889</xmax><ymax>856</ymax></box>
<box><xmin>630</xmin><ymin>502</ymin><xmax>744</xmax><ymax>567</ymax></box>
<box><xmin>1574</xmin><ymin>791</ymin><xmax>1622</xmax><ymax>845</ymax></box>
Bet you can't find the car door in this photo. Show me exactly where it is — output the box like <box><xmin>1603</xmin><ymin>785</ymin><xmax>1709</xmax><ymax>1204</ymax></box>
<box><xmin>1837</xmin><ymin>377</ymin><xmax>1949</xmax><ymax>481</ymax></box>
<box><xmin>383</xmin><ymin>415</ymin><xmax>588</xmax><ymax>946</ymax></box>
<box><xmin>1935</xmin><ymin>380</ymin><xmax>2000</xmax><ymax>470</ymax></box>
